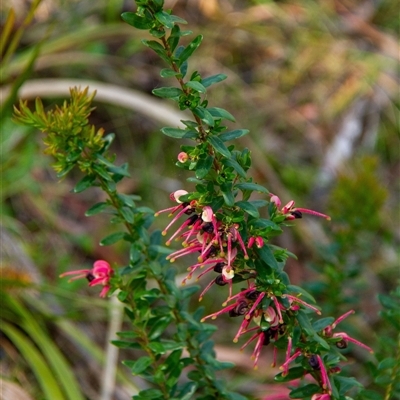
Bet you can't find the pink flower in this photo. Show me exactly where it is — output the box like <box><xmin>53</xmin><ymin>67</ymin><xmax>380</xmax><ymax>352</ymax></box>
<box><xmin>59</xmin><ymin>260</ymin><xmax>113</xmax><ymax>298</ymax></box>
<box><xmin>270</xmin><ymin>194</ymin><xmax>331</xmax><ymax>220</ymax></box>
<box><xmin>154</xmin><ymin>190</ymin><xmax>191</xmax><ymax>217</ymax></box>
<box><xmin>323</xmin><ymin>310</ymin><xmax>374</xmax><ymax>353</ymax></box>
<box><xmin>332</xmin><ymin>332</ymin><xmax>374</xmax><ymax>353</ymax></box>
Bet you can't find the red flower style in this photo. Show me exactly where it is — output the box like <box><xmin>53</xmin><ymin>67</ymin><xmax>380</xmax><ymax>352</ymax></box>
<box><xmin>59</xmin><ymin>260</ymin><xmax>113</xmax><ymax>298</ymax></box>
<box><xmin>270</xmin><ymin>194</ymin><xmax>331</xmax><ymax>221</ymax></box>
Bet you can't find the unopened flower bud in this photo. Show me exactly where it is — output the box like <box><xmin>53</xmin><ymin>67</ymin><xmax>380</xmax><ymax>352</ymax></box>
<box><xmin>177</xmin><ymin>152</ymin><xmax>189</xmax><ymax>162</ymax></box>
<box><xmin>264</xmin><ymin>306</ymin><xmax>279</xmax><ymax>326</ymax></box>
<box><xmin>201</xmin><ymin>206</ymin><xmax>214</xmax><ymax>222</ymax></box>
<box><xmin>270</xmin><ymin>194</ymin><xmax>281</xmax><ymax>208</ymax></box>
<box><xmin>170</xmin><ymin>190</ymin><xmax>188</xmax><ymax>203</ymax></box>
<box><xmin>255</xmin><ymin>236</ymin><xmax>264</xmax><ymax>248</ymax></box>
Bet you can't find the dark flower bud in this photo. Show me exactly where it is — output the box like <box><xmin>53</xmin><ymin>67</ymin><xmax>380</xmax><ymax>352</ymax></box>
<box><xmin>187</xmin><ymin>214</ymin><xmax>199</xmax><ymax>225</ymax></box>
<box><xmin>263</xmin><ymin>329</ymin><xmax>274</xmax><ymax>346</ymax></box>
<box><xmin>245</xmin><ymin>290</ymin><xmax>261</xmax><ymax>301</ymax></box>
<box><xmin>203</xmin><ymin>246</ymin><xmax>218</xmax><ymax>259</ymax></box>
<box><xmin>290</xmin><ymin>210</ymin><xmax>303</xmax><ymax>219</ymax></box>
<box><xmin>278</xmin><ymin>324</ymin><xmax>286</xmax><ymax>335</ymax></box>
<box><xmin>229</xmin><ymin>301</ymin><xmax>248</xmax><ymax>317</ymax></box>
<box><xmin>308</xmin><ymin>355</ymin><xmax>320</xmax><ymax>370</ymax></box>
<box><xmin>213</xmin><ymin>262</ymin><xmax>225</xmax><ymax>273</ymax></box>
<box><xmin>184</xmin><ymin>208</ymin><xmax>195</xmax><ymax>215</ymax></box>
<box><xmin>215</xmin><ymin>275</ymin><xmax>227</xmax><ymax>286</ymax></box>
<box><xmin>201</xmin><ymin>222</ymin><xmax>214</xmax><ymax>233</ymax></box>
<box><xmin>336</xmin><ymin>339</ymin><xmax>348</xmax><ymax>349</ymax></box>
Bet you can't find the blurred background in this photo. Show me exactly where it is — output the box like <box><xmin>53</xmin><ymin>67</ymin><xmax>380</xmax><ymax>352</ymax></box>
<box><xmin>1</xmin><ymin>0</ymin><xmax>399</xmax><ymax>399</ymax></box>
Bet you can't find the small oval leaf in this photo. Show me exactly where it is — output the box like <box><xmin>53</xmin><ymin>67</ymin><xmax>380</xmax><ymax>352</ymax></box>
<box><xmin>100</xmin><ymin>232</ymin><xmax>126</xmax><ymax>246</ymax></box>
<box><xmin>152</xmin><ymin>87</ymin><xmax>182</xmax><ymax>98</ymax></box>
<box><xmin>207</xmin><ymin>135</ymin><xmax>231</xmax><ymax>158</ymax></box>
<box><xmin>219</xmin><ymin>129</ymin><xmax>249</xmax><ymax>142</ymax></box>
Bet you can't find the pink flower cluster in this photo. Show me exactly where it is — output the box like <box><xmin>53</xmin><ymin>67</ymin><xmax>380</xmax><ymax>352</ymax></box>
<box><xmin>156</xmin><ymin>189</ymin><xmax>372</xmax><ymax>395</ymax></box>
<box><xmin>155</xmin><ymin>190</ymin><xmax>264</xmax><ymax>300</ymax></box>
<box><xmin>59</xmin><ymin>260</ymin><xmax>113</xmax><ymax>298</ymax></box>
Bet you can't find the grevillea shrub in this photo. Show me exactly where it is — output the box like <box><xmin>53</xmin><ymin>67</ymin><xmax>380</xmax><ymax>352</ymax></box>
<box><xmin>14</xmin><ymin>1</ymin><xmax>379</xmax><ymax>399</ymax></box>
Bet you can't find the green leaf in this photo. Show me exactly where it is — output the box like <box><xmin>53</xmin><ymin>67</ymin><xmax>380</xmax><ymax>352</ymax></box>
<box><xmin>287</xmin><ymin>285</ymin><xmax>317</xmax><ymax>304</ymax></box>
<box><xmin>111</xmin><ymin>340</ymin><xmax>141</xmax><ymax>350</ymax></box>
<box><xmin>117</xmin><ymin>193</ymin><xmax>140</xmax><ymax>207</ymax></box>
<box><xmin>133</xmin><ymin>388</ymin><xmax>164</xmax><ymax>399</ymax></box>
<box><xmin>274</xmin><ymin>366</ymin><xmax>305</xmax><ymax>382</ymax></box>
<box><xmin>221</xmin><ymin>184</ymin><xmax>235</xmax><ymax>207</ymax></box>
<box><xmin>180</xmin><ymin>285</ymin><xmax>199</xmax><ymax>299</ymax></box>
<box><xmin>207</xmin><ymin>135</ymin><xmax>231</xmax><ymax>158</ymax></box>
<box><xmin>249</xmin><ymin>200</ymin><xmax>268</xmax><ymax>208</ymax></box>
<box><xmin>121</xmin><ymin>12</ymin><xmax>153</xmax><ymax>30</ymax></box>
<box><xmin>235</xmin><ymin>182</ymin><xmax>269</xmax><ymax>194</ymax></box>
<box><xmin>160</xmin><ymin>68</ymin><xmax>179</xmax><ymax>77</ymax></box>
<box><xmin>161</xmin><ymin>127</ymin><xmax>194</xmax><ymax>138</ymax></box>
<box><xmin>219</xmin><ymin>129</ymin><xmax>249</xmax><ymax>142</ymax></box>
<box><xmin>152</xmin><ymin>87</ymin><xmax>182</xmax><ymax>98</ymax></box>
<box><xmin>208</xmin><ymin>107</ymin><xmax>236</xmax><ymax>122</ymax></box>
<box><xmin>201</xmin><ymin>74</ymin><xmax>227</xmax><ymax>88</ymax></box>
<box><xmin>223</xmin><ymin>158</ymin><xmax>246</xmax><ymax>178</ymax></box>
<box><xmin>289</xmin><ymin>384</ymin><xmax>320</xmax><ymax>398</ymax></box>
<box><xmin>100</xmin><ymin>231</ymin><xmax>126</xmax><ymax>246</ymax></box>
<box><xmin>311</xmin><ymin>333</ymin><xmax>330</xmax><ymax>350</ymax></box>
<box><xmin>148</xmin><ymin>316</ymin><xmax>172</xmax><ymax>340</ymax></box>
<box><xmin>186</xmin><ymin>81</ymin><xmax>206</xmax><ymax>93</ymax></box>
<box><xmin>235</xmin><ymin>201</ymin><xmax>259</xmax><ymax>218</ymax></box>
<box><xmin>120</xmin><ymin>207</ymin><xmax>135</xmax><ymax>224</ymax></box>
<box><xmin>85</xmin><ymin>202</ymin><xmax>109</xmax><ymax>216</ymax></box>
<box><xmin>178</xmin><ymin>35</ymin><xmax>203</xmax><ymax>65</ymax></box>
<box><xmin>333</xmin><ymin>375</ymin><xmax>363</xmax><ymax>394</ymax></box>
<box><xmin>195</xmin><ymin>155</ymin><xmax>214</xmax><ymax>179</ymax></box>
<box><xmin>124</xmin><ymin>356</ymin><xmax>153</xmax><ymax>375</ymax></box>
<box><xmin>226</xmin><ymin>393</ymin><xmax>248</xmax><ymax>400</ymax></box>
<box><xmin>358</xmin><ymin>390</ymin><xmax>385</xmax><ymax>400</ymax></box>
<box><xmin>92</xmin><ymin>164</ymin><xmax>112</xmax><ymax>181</ymax></box>
<box><xmin>312</xmin><ymin>317</ymin><xmax>335</xmax><ymax>332</ymax></box>
<box><xmin>378</xmin><ymin>357</ymin><xmax>397</xmax><ymax>370</ymax></box>
<box><xmin>296</xmin><ymin>311</ymin><xmax>315</xmax><ymax>336</ymax></box>
<box><xmin>73</xmin><ymin>175</ymin><xmax>96</xmax><ymax>193</ymax></box>
<box><xmin>169</xmin><ymin>14</ymin><xmax>187</xmax><ymax>24</ymax></box>
<box><xmin>148</xmin><ymin>342</ymin><xmax>166</xmax><ymax>355</ymax></box>
<box><xmin>155</xmin><ymin>11</ymin><xmax>174</xmax><ymax>28</ymax></box>
<box><xmin>142</xmin><ymin>40</ymin><xmax>169</xmax><ymax>63</ymax></box>
<box><xmin>108</xmin><ymin>164</ymin><xmax>131</xmax><ymax>177</ymax></box>
<box><xmin>193</xmin><ymin>107</ymin><xmax>214</xmax><ymax>126</ymax></box>
<box><xmin>254</xmin><ymin>245</ymin><xmax>279</xmax><ymax>270</ymax></box>
<box><xmin>250</xmin><ymin>218</ymin><xmax>281</xmax><ymax>231</ymax></box>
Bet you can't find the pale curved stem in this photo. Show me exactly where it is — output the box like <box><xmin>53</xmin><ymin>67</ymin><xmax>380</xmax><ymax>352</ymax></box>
<box><xmin>3</xmin><ymin>78</ymin><xmax>187</xmax><ymax>128</ymax></box>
